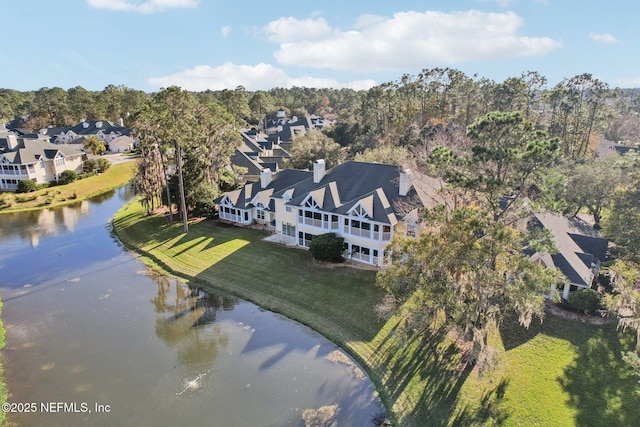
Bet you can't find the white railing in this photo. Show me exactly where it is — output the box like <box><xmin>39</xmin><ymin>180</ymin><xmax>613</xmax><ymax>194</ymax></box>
<box><xmin>220</xmin><ymin>211</ymin><xmax>244</xmax><ymax>223</ymax></box>
<box><xmin>348</xmin><ymin>252</ymin><xmax>378</xmax><ymax>266</ymax></box>
<box><xmin>344</xmin><ymin>227</ymin><xmax>372</xmax><ymax>239</ymax></box>
<box><xmin>303</xmin><ymin>217</ymin><xmax>323</xmax><ymax>228</ymax></box>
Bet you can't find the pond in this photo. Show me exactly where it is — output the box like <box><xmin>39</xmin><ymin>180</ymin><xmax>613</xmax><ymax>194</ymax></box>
<box><xmin>0</xmin><ymin>186</ymin><xmax>383</xmax><ymax>426</ymax></box>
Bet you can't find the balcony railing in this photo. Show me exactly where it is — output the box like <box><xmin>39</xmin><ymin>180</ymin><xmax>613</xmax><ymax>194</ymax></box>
<box><xmin>346</xmin><ymin>251</ymin><xmax>379</xmax><ymax>266</ymax></box>
<box><xmin>301</xmin><ymin>218</ymin><xmax>340</xmax><ymax>230</ymax></box>
<box><xmin>302</xmin><ymin>217</ymin><xmax>322</xmax><ymax>228</ymax></box>
<box><xmin>220</xmin><ymin>211</ymin><xmax>245</xmax><ymax>223</ymax></box>
<box><xmin>343</xmin><ymin>226</ymin><xmax>372</xmax><ymax>239</ymax></box>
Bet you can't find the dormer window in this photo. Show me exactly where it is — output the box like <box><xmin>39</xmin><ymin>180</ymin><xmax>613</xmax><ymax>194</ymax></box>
<box><xmin>303</xmin><ymin>196</ymin><xmax>320</xmax><ymax>209</ymax></box>
<box><xmin>349</xmin><ymin>204</ymin><xmax>371</xmax><ymax>219</ymax></box>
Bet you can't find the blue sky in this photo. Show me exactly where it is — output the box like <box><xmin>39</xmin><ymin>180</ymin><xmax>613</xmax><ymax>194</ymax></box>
<box><xmin>4</xmin><ymin>0</ymin><xmax>639</xmax><ymax>92</ymax></box>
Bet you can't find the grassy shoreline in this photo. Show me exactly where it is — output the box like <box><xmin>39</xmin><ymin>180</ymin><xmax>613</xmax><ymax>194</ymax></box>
<box><xmin>0</xmin><ymin>161</ymin><xmax>135</xmax><ymax>214</ymax></box>
<box><xmin>112</xmin><ymin>199</ymin><xmax>640</xmax><ymax>426</ymax></box>
<box><xmin>0</xmin><ymin>298</ymin><xmax>5</xmax><ymax>427</ymax></box>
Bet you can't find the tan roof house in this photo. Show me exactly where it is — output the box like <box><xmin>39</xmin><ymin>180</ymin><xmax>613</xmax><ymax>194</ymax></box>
<box><xmin>0</xmin><ymin>133</ymin><xmax>83</xmax><ymax>191</ymax></box>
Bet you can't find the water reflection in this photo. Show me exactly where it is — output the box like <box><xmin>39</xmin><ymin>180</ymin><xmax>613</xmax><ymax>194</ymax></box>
<box><xmin>0</xmin><ymin>186</ymin><xmax>132</xmax><ymax>247</ymax></box>
<box><xmin>147</xmin><ymin>269</ymin><xmax>238</xmax><ymax>366</ymax></box>
<box><xmin>1</xmin><ymin>186</ymin><xmax>384</xmax><ymax>426</ymax></box>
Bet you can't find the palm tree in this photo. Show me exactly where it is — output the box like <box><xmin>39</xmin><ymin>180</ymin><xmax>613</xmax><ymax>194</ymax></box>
<box><xmin>83</xmin><ymin>135</ymin><xmax>106</xmax><ymax>155</ymax></box>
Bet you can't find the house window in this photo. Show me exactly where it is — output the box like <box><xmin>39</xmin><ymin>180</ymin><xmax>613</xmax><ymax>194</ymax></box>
<box><xmin>282</xmin><ymin>222</ymin><xmax>295</xmax><ymax>237</ymax></box>
<box><xmin>345</xmin><ymin>218</ymin><xmax>372</xmax><ymax>239</ymax></box>
<box><xmin>256</xmin><ymin>210</ymin><xmax>265</xmax><ymax>221</ymax></box>
<box><xmin>406</xmin><ymin>221</ymin><xmax>417</xmax><ymax>238</ymax></box>
<box><xmin>351</xmin><ymin>204</ymin><xmax>370</xmax><ymax>219</ymax></box>
<box><xmin>300</xmin><ymin>210</ymin><xmax>322</xmax><ymax>228</ymax></box>
<box><xmin>304</xmin><ymin>196</ymin><xmax>320</xmax><ymax>209</ymax></box>
<box><xmin>55</xmin><ymin>157</ymin><xmax>65</xmax><ymax>167</ymax></box>
<box><xmin>286</xmin><ymin>206</ymin><xmax>292</xmax><ymax>213</ymax></box>
<box><xmin>298</xmin><ymin>232</ymin><xmax>315</xmax><ymax>248</ymax></box>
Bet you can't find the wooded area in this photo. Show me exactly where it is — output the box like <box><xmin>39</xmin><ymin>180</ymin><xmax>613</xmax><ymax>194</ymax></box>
<box><xmin>2</xmin><ymin>68</ymin><xmax>639</xmax><ymax>385</ymax></box>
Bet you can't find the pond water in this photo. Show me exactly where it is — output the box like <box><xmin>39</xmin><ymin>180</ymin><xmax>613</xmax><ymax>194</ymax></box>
<box><xmin>0</xmin><ymin>187</ymin><xmax>383</xmax><ymax>426</ymax></box>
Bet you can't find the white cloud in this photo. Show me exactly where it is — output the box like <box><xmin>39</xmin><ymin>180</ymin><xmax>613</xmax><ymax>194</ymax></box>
<box><xmin>263</xmin><ymin>17</ymin><xmax>336</xmax><ymax>43</ymax></box>
<box><xmin>86</xmin><ymin>0</ymin><xmax>198</xmax><ymax>13</ymax></box>
<box><xmin>265</xmin><ymin>11</ymin><xmax>561</xmax><ymax>72</ymax></box>
<box><xmin>148</xmin><ymin>62</ymin><xmax>376</xmax><ymax>91</ymax></box>
<box><xmin>613</xmin><ymin>76</ymin><xmax>640</xmax><ymax>88</ymax></box>
<box><xmin>221</xmin><ymin>26</ymin><xmax>232</xmax><ymax>38</ymax></box>
<box><xmin>476</xmin><ymin>0</ymin><xmax>515</xmax><ymax>6</ymax></box>
<box><xmin>589</xmin><ymin>32</ymin><xmax>619</xmax><ymax>44</ymax></box>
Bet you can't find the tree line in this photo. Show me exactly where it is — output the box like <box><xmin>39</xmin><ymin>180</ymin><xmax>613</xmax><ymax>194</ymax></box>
<box><xmin>2</xmin><ymin>71</ymin><xmax>639</xmax><ymax>380</ymax></box>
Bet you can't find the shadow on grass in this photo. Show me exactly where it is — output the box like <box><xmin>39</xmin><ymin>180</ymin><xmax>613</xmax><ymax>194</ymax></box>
<box><xmin>369</xmin><ymin>324</ymin><xmax>511</xmax><ymax>426</ymax></box>
<box><xmin>499</xmin><ymin>312</ymin><xmax>545</xmax><ymax>351</ymax></box>
<box><xmin>559</xmin><ymin>327</ymin><xmax>640</xmax><ymax>427</ymax></box>
<box><xmin>450</xmin><ymin>379</ymin><xmax>511</xmax><ymax>427</ymax></box>
<box><xmin>500</xmin><ymin>309</ymin><xmax>640</xmax><ymax>427</ymax></box>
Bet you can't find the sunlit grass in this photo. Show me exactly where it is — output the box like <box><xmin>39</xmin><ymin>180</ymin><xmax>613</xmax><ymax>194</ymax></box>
<box><xmin>0</xmin><ymin>298</ymin><xmax>6</xmax><ymax>426</ymax></box>
<box><xmin>0</xmin><ymin>161</ymin><xmax>135</xmax><ymax>213</ymax></box>
<box><xmin>113</xmin><ymin>199</ymin><xmax>640</xmax><ymax>426</ymax></box>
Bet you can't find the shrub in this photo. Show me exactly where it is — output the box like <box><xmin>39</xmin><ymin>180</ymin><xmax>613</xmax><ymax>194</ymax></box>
<box><xmin>568</xmin><ymin>289</ymin><xmax>601</xmax><ymax>314</ymax></box>
<box><xmin>16</xmin><ymin>179</ymin><xmax>37</xmax><ymax>193</ymax></box>
<box><xmin>83</xmin><ymin>159</ymin><xmax>97</xmax><ymax>173</ymax></box>
<box><xmin>192</xmin><ymin>199</ymin><xmax>216</xmax><ymax>218</ymax></box>
<box><xmin>309</xmin><ymin>232</ymin><xmax>345</xmax><ymax>262</ymax></box>
<box><xmin>59</xmin><ymin>170</ymin><xmax>79</xmax><ymax>185</ymax></box>
<box><xmin>0</xmin><ymin>193</ymin><xmax>14</xmax><ymax>207</ymax></box>
<box><xmin>15</xmin><ymin>193</ymin><xmax>37</xmax><ymax>203</ymax></box>
<box><xmin>96</xmin><ymin>158</ymin><xmax>110</xmax><ymax>173</ymax></box>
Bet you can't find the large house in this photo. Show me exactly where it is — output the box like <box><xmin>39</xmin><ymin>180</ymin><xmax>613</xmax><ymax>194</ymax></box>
<box><xmin>218</xmin><ymin>160</ymin><xmax>436</xmax><ymax>267</ymax></box>
<box><xmin>0</xmin><ymin>129</ymin><xmax>84</xmax><ymax>191</ymax></box>
<box><xmin>40</xmin><ymin>119</ymin><xmax>133</xmax><ymax>152</ymax></box>
<box><xmin>527</xmin><ymin>212</ymin><xmax>608</xmax><ymax>300</ymax></box>
<box><xmin>231</xmin><ymin>110</ymin><xmax>335</xmax><ymax>183</ymax></box>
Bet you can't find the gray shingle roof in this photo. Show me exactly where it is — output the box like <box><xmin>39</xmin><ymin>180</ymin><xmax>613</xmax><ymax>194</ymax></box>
<box><xmin>271</xmin><ymin>161</ymin><xmax>423</xmax><ymax>224</ymax></box>
<box><xmin>532</xmin><ymin>212</ymin><xmax>607</xmax><ymax>287</ymax></box>
<box><xmin>1</xmin><ymin>140</ymin><xmax>81</xmax><ymax>165</ymax></box>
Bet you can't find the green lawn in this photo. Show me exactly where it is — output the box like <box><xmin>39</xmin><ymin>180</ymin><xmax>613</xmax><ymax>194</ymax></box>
<box><xmin>0</xmin><ymin>298</ymin><xmax>5</xmax><ymax>427</ymax></box>
<box><xmin>113</xmin><ymin>200</ymin><xmax>640</xmax><ymax>426</ymax></box>
<box><xmin>0</xmin><ymin>161</ymin><xmax>135</xmax><ymax>213</ymax></box>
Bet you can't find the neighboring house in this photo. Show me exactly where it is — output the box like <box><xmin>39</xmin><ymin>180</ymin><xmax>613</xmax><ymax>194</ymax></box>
<box><xmin>527</xmin><ymin>212</ymin><xmax>608</xmax><ymax>300</ymax></box>
<box><xmin>596</xmin><ymin>136</ymin><xmax>639</xmax><ymax>157</ymax></box>
<box><xmin>218</xmin><ymin>160</ymin><xmax>437</xmax><ymax>267</ymax></box>
<box><xmin>108</xmin><ymin>135</ymin><xmax>136</xmax><ymax>152</ymax></box>
<box><xmin>230</xmin><ymin>129</ymin><xmax>290</xmax><ymax>182</ymax></box>
<box><xmin>42</xmin><ymin>119</ymin><xmax>132</xmax><ymax>146</ymax></box>
<box><xmin>231</xmin><ymin>111</ymin><xmax>333</xmax><ymax>183</ymax></box>
<box><xmin>0</xmin><ymin>132</ymin><xmax>84</xmax><ymax>191</ymax></box>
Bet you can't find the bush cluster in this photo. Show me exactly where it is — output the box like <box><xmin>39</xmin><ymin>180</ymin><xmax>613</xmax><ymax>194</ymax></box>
<box><xmin>59</xmin><ymin>170</ymin><xmax>78</xmax><ymax>185</ymax></box>
<box><xmin>309</xmin><ymin>232</ymin><xmax>345</xmax><ymax>262</ymax></box>
<box><xmin>567</xmin><ymin>289</ymin><xmax>601</xmax><ymax>314</ymax></box>
<box><xmin>16</xmin><ymin>179</ymin><xmax>37</xmax><ymax>193</ymax></box>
